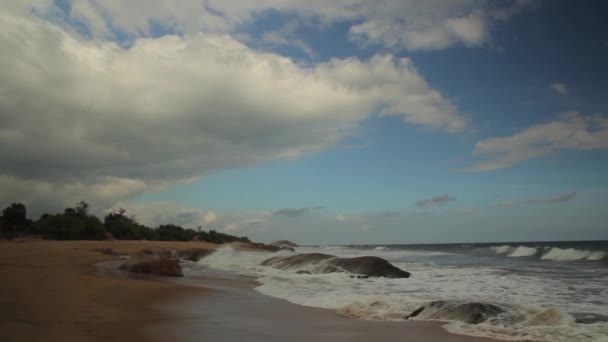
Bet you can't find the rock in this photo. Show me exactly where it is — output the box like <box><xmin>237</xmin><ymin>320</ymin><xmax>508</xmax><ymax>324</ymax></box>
<box><xmin>280</xmin><ymin>246</ymin><xmax>295</xmax><ymax>252</ymax></box>
<box><xmin>261</xmin><ymin>253</ymin><xmax>409</xmax><ymax>278</ymax></box>
<box><xmin>232</xmin><ymin>242</ymin><xmax>281</xmax><ymax>252</ymax></box>
<box><xmin>296</xmin><ymin>270</ymin><xmax>312</xmax><ymax>275</ymax></box>
<box><xmin>405</xmin><ymin>301</ymin><xmax>507</xmax><ymax>324</ymax></box>
<box><xmin>270</xmin><ymin>240</ymin><xmax>299</xmax><ymax>248</ymax></box>
<box><xmin>118</xmin><ymin>255</ymin><xmax>184</xmax><ymax>277</ymax></box>
<box><xmin>326</xmin><ymin>256</ymin><xmax>410</xmax><ymax>278</ymax></box>
<box><xmin>94</xmin><ymin>247</ymin><xmax>119</xmax><ymax>256</ymax></box>
<box><xmin>133</xmin><ymin>247</ymin><xmax>175</xmax><ymax>258</ymax></box>
<box><xmin>177</xmin><ymin>248</ymin><xmax>213</xmax><ymax>261</ymax></box>
<box><xmin>261</xmin><ymin>253</ymin><xmax>335</xmax><ymax>269</ymax></box>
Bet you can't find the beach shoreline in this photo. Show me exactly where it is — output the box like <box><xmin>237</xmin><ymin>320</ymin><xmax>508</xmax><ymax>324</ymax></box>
<box><xmin>1</xmin><ymin>240</ymin><xmax>496</xmax><ymax>342</ymax></box>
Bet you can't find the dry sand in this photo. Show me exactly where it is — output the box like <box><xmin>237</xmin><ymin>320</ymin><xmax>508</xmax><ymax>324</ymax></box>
<box><xmin>0</xmin><ymin>239</ymin><xmax>496</xmax><ymax>342</ymax></box>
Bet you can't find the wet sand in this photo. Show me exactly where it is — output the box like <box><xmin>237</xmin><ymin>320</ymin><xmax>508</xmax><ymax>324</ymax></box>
<box><xmin>1</xmin><ymin>239</ymin><xmax>496</xmax><ymax>341</ymax></box>
<box><xmin>149</xmin><ymin>273</ymin><xmax>496</xmax><ymax>342</ymax></box>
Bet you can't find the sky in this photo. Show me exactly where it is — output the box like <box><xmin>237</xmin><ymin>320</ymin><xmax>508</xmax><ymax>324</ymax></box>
<box><xmin>1</xmin><ymin>0</ymin><xmax>607</xmax><ymax>244</ymax></box>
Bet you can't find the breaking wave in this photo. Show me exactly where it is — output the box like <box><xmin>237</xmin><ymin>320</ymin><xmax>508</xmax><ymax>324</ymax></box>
<box><xmin>192</xmin><ymin>245</ymin><xmax>608</xmax><ymax>342</ymax></box>
<box><xmin>490</xmin><ymin>245</ymin><xmax>607</xmax><ymax>262</ymax></box>
<box><xmin>508</xmin><ymin>246</ymin><xmax>539</xmax><ymax>257</ymax></box>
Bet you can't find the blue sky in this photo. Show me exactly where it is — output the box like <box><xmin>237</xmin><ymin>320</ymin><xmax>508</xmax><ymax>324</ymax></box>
<box><xmin>1</xmin><ymin>0</ymin><xmax>607</xmax><ymax>244</ymax></box>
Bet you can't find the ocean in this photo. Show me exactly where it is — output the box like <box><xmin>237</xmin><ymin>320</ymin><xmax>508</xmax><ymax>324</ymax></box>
<box><xmin>190</xmin><ymin>241</ymin><xmax>608</xmax><ymax>341</ymax></box>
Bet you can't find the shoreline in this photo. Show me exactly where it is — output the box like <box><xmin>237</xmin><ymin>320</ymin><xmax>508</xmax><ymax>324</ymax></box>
<box><xmin>148</xmin><ymin>271</ymin><xmax>498</xmax><ymax>342</ymax></box>
<box><xmin>1</xmin><ymin>240</ymin><xmax>497</xmax><ymax>341</ymax></box>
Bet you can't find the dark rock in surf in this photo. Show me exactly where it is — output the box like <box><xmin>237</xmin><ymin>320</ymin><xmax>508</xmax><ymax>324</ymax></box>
<box><xmin>261</xmin><ymin>253</ymin><xmax>335</xmax><ymax>269</ymax></box>
<box><xmin>296</xmin><ymin>270</ymin><xmax>312</xmax><ymax>275</ymax></box>
<box><xmin>177</xmin><ymin>248</ymin><xmax>213</xmax><ymax>262</ymax></box>
<box><xmin>326</xmin><ymin>256</ymin><xmax>410</xmax><ymax>278</ymax></box>
<box><xmin>270</xmin><ymin>240</ymin><xmax>299</xmax><ymax>248</ymax></box>
<box><xmin>261</xmin><ymin>253</ymin><xmax>410</xmax><ymax>278</ymax></box>
<box><xmin>405</xmin><ymin>300</ymin><xmax>506</xmax><ymax>324</ymax></box>
<box><xmin>232</xmin><ymin>242</ymin><xmax>282</xmax><ymax>252</ymax></box>
<box><xmin>118</xmin><ymin>255</ymin><xmax>183</xmax><ymax>277</ymax></box>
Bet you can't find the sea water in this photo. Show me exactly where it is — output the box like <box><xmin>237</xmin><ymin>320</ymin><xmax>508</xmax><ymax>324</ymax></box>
<box><xmin>192</xmin><ymin>241</ymin><xmax>608</xmax><ymax>341</ymax></box>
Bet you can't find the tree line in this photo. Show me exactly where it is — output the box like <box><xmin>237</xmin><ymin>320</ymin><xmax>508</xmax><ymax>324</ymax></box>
<box><xmin>0</xmin><ymin>201</ymin><xmax>250</xmax><ymax>244</ymax></box>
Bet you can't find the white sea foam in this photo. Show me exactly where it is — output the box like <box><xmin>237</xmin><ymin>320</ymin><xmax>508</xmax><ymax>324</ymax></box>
<box><xmin>491</xmin><ymin>245</ymin><xmax>513</xmax><ymax>254</ymax></box>
<box><xmin>374</xmin><ymin>246</ymin><xmax>389</xmax><ymax>251</ymax></box>
<box><xmin>507</xmin><ymin>246</ymin><xmax>538</xmax><ymax>257</ymax></box>
<box><xmin>196</xmin><ymin>245</ymin><xmax>608</xmax><ymax>342</ymax></box>
<box><xmin>541</xmin><ymin>247</ymin><xmax>607</xmax><ymax>261</ymax></box>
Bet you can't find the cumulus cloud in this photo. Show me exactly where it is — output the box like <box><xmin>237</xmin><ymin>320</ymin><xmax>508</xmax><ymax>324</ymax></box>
<box><xmin>273</xmin><ymin>206</ymin><xmax>324</xmax><ymax>218</ymax></box>
<box><xmin>51</xmin><ymin>0</ymin><xmax>534</xmax><ymax>51</ymax></box>
<box><xmin>0</xmin><ymin>5</ymin><xmax>467</xmax><ymax>215</ymax></box>
<box><xmin>550</xmin><ymin>83</ymin><xmax>569</xmax><ymax>95</ymax></box>
<box><xmin>106</xmin><ymin>202</ymin><xmax>217</xmax><ymax>228</ymax></box>
<box><xmin>462</xmin><ymin>112</ymin><xmax>608</xmax><ymax>172</ymax></box>
<box><xmin>223</xmin><ymin>218</ymin><xmax>263</xmax><ymax>232</ymax></box>
<box><xmin>416</xmin><ymin>194</ymin><xmax>457</xmax><ymax>207</ymax></box>
<box><xmin>203</xmin><ymin>211</ymin><xmax>217</xmax><ymax>225</ymax></box>
<box><xmin>497</xmin><ymin>192</ymin><xmax>576</xmax><ymax>207</ymax></box>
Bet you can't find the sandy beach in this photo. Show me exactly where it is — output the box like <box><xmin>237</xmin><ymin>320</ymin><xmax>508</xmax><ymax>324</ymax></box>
<box><xmin>0</xmin><ymin>239</ymin><xmax>213</xmax><ymax>341</ymax></box>
<box><xmin>0</xmin><ymin>240</ymin><xmax>495</xmax><ymax>342</ymax></box>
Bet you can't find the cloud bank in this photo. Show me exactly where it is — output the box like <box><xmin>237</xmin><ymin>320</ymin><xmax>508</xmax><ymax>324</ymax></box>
<box><xmin>0</xmin><ymin>4</ymin><xmax>467</xmax><ymax>215</ymax></box>
<box><xmin>64</xmin><ymin>0</ymin><xmax>536</xmax><ymax>51</ymax></box>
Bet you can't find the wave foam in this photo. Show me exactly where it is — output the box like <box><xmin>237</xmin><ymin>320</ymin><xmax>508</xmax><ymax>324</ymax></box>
<box><xmin>507</xmin><ymin>246</ymin><xmax>538</xmax><ymax>257</ymax></box>
<box><xmin>541</xmin><ymin>248</ymin><xmax>607</xmax><ymax>261</ymax></box>
<box><xmin>196</xmin><ymin>246</ymin><xmax>608</xmax><ymax>342</ymax></box>
<box><xmin>491</xmin><ymin>245</ymin><xmax>513</xmax><ymax>254</ymax></box>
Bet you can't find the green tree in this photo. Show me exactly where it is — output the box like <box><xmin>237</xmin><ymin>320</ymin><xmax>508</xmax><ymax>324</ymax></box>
<box><xmin>2</xmin><ymin>203</ymin><xmax>27</xmax><ymax>237</ymax></box>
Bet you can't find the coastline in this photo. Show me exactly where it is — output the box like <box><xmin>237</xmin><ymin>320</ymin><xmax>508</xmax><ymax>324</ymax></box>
<box><xmin>0</xmin><ymin>240</ymin><xmax>496</xmax><ymax>341</ymax></box>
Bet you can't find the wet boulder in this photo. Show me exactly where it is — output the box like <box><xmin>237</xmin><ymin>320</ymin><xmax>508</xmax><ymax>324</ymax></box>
<box><xmin>177</xmin><ymin>248</ymin><xmax>213</xmax><ymax>262</ymax></box>
<box><xmin>261</xmin><ymin>253</ymin><xmax>335</xmax><ymax>269</ymax></box>
<box><xmin>261</xmin><ymin>253</ymin><xmax>409</xmax><ymax>278</ymax></box>
<box><xmin>232</xmin><ymin>242</ymin><xmax>281</xmax><ymax>252</ymax></box>
<box><xmin>270</xmin><ymin>240</ymin><xmax>299</xmax><ymax>248</ymax></box>
<box><xmin>118</xmin><ymin>255</ymin><xmax>183</xmax><ymax>277</ymax></box>
<box><xmin>406</xmin><ymin>300</ymin><xmax>507</xmax><ymax>324</ymax></box>
<box><xmin>326</xmin><ymin>256</ymin><xmax>410</xmax><ymax>278</ymax></box>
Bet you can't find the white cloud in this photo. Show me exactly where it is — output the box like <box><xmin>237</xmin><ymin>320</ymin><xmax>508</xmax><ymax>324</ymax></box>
<box><xmin>222</xmin><ymin>218</ymin><xmax>264</xmax><ymax>232</ymax></box>
<box><xmin>550</xmin><ymin>83</ymin><xmax>569</xmax><ymax>95</ymax></box>
<box><xmin>462</xmin><ymin>112</ymin><xmax>608</xmax><ymax>172</ymax></box>
<box><xmin>0</xmin><ymin>7</ymin><xmax>468</xmax><ymax>214</ymax></box>
<box><xmin>203</xmin><ymin>211</ymin><xmax>217</xmax><ymax>224</ymax></box>
<box><xmin>497</xmin><ymin>192</ymin><xmax>576</xmax><ymax>207</ymax></box>
<box><xmin>41</xmin><ymin>1</ymin><xmax>535</xmax><ymax>51</ymax></box>
<box><xmin>106</xmin><ymin>201</ymin><xmax>217</xmax><ymax>228</ymax></box>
